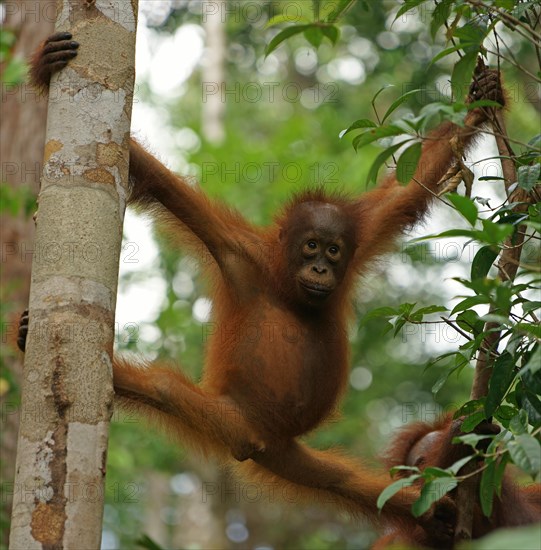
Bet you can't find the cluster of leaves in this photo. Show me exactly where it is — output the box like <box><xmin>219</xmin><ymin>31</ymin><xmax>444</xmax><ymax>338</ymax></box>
<box><xmin>265</xmin><ymin>0</ymin><xmax>359</xmax><ymax>56</ymax></box>
<box><xmin>363</xmin><ymin>142</ymin><xmax>541</xmax><ymax>522</ymax></box>
<box><xmin>341</xmin><ymin>93</ymin><xmax>505</xmax><ymax>185</ymax></box>
<box><xmin>365</xmin><ymin>135</ymin><xmax>540</xmax><ymax>518</ymax></box>
<box><xmin>341</xmin><ymin>0</ymin><xmax>541</xmax><ymax>528</ymax></box>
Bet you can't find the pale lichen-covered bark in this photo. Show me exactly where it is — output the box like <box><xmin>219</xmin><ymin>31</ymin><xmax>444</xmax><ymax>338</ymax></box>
<box><xmin>9</xmin><ymin>1</ymin><xmax>138</xmax><ymax>548</ymax></box>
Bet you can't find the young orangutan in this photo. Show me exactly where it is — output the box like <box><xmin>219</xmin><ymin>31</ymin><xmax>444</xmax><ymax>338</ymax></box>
<box><xmin>372</xmin><ymin>414</ymin><xmax>541</xmax><ymax>548</ymax></box>
<box><xmin>20</xmin><ymin>33</ymin><xmax>506</xmax><ymax>541</ymax></box>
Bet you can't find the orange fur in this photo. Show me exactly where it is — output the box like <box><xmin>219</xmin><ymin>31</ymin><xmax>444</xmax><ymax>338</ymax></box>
<box><xmin>29</xmin><ymin>36</ymin><xmax>506</xmax><ymax>538</ymax></box>
<box><xmin>114</xmin><ymin>125</ymin><xmax>482</xmax><ymax>538</ymax></box>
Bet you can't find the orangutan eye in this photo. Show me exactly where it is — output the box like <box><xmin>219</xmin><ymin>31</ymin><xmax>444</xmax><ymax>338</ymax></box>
<box><xmin>326</xmin><ymin>245</ymin><xmax>342</xmax><ymax>263</ymax></box>
<box><xmin>303</xmin><ymin>240</ymin><xmax>319</xmax><ymax>257</ymax></box>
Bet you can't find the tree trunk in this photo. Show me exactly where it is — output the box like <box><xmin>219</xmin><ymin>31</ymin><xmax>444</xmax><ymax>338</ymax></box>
<box><xmin>202</xmin><ymin>0</ymin><xmax>226</xmax><ymax>144</ymax></box>
<box><xmin>9</xmin><ymin>1</ymin><xmax>138</xmax><ymax>548</ymax></box>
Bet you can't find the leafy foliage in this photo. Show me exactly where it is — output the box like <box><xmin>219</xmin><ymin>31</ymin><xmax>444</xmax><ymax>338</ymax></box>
<box><xmin>265</xmin><ymin>0</ymin><xmax>355</xmax><ymax>56</ymax></box>
<box><xmin>357</xmin><ymin>1</ymin><xmax>541</xmax><ymax>535</ymax></box>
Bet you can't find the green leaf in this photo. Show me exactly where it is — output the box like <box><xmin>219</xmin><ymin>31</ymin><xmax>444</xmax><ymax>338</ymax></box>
<box><xmin>390</xmin><ymin>465</ymin><xmax>420</xmax><ymax>477</ymax></box>
<box><xmin>266</xmin><ymin>14</ymin><xmax>309</xmax><ymax>28</ymax></box>
<box><xmin>497</xmin><ymin>0</ymin><xmax>515</xmax><ymax>10</ymax></box>
<box><xmin>321</xmin><ymin>25</ymin><xmax>339</xmax><ymax>45</ymax></box>
<box><xmin>480</xmin><ymin>459</ymin><xmax>496</xmax><ymax>517</ymax></box>
<box><xmin>412</xmin><ymin>478</ymin><xmax>457</xmax><ymax>517</ymax></box>
<box><xmin>494</xmin><ymin>284</ymin><xmax>513</xmax><ymax>312</ymax></box>
<box><xmin>479</xmin><ymin>219</ymin><xmax>514</xmax><ymax>245</ymax></box>
<box><xmin>382</xmin><ymin>89</ymin><xmax>421</xmax><ymax>123</ymax></box>
<box><xmin>509</xmin><ymin>410</ymin><xmax>530</xmax><ymax>435</ymax></box>
<box><xmin>448</xmin><ymin>454</ymin><xmax>474</xmax><ymax>475</ymax></box>
<box><xmin>432</xmin><ymin>373</ymin><xmax>450</xmax><ymax>394</ymax></box>
<box><xmin>382</xmin><ymin>321</ymin><xmax>394</xmax><ymax>336</ymax></box>
<box><xmin>519</xmin><ymin>346</ymin><xmax>541</xmax><ymax>376</ymax></box>
<box><xmin>430</xmin><ymin>0</ymin><xmax>452</xmax><ymax>40</ymax></box>
<box><xmin>494</xmin><ymin>405</ymin><xmax>518</xmax><ymax>427</ymax></box>
<box><xmin>516</xmin><ymin>385</ymin><xmax>541</xmax><ymax>427</ymax></box>
<box><xmin>478</xmin><ymin>313</ymin><xmax>509</xmax><ymax>326</ymax></box>
<box><xmin>366</xmin><ymin>140</ymin><xmax>412</xmax><ymax>184</ymax></box>
<box><xmin>453</xmin><ymin>433</ymin><xmax>486</xmax><ymax>448</ymax></box>
<box><xmin>522</xmin><ymin>301</ymin><xmax>541</xmax><ymax>314</ymax></box>
<box><xmin>429</xmin><ymin>45</ymin><xmax>465</xmax><ymax>66</ymax></box>
<box><xmin>471</xmin><ymin>246</ymin><xmax>498</xmax><ymax>280</ymax></box>
<box><xmin>393</xmin><ymin>316</ymin><xmax>408</xmax><ymax>337</ymax></box>
<box><xmin>492</xmin><ymin>453</ymin><xmax>509</xmax><ymax>500</ymax></box>
<box><xmin>423</xmin><ymin>467</ymin><xmax>453</xmax><ymax>478</ymax></box>
<box><xmin>486</xmin><ymin>352</ymin><xmax>516</xmax><ymax>417</ymax></box>
<box><xmin>508</xmin><ymin>434</ymin><xmax>541</xmax><ymax>477</ymax></box>
<box><xmin>359</xmin><ymin>306</ymin><xmax>398</xmax><ymax>326</ymax></box>
<box><xmin>452</xmin><ymin>295</ymin><xmax>490</xmax><ymax>315</ymax></box>
<box><xmin>398</xmin><ymin>302</ymin><xmax>417</xmax><ymax>315</ymax></box>
<box><xmin>371</xmin><ymin>84</ymin><xmax>395</xmax><ymax>108</ymax></box>
<box><xmin>527</xmin><ymin>134</ymin><xmax>541</xmax><ymax>151</ymax></box>
<box><xmin>518</xmin><ymin>164</ymin><xmax>540</xmax><ymax>192</ymax></box>
<box><xmin>527</xmin><ymin>203</ymin><xmax>541</xmax><ymax>225</ymax></box>
<box><xmin>0</xmin><ymin>183</ymin><xmax>36</xmax><ymax>217</ymax></box>
<box><xmin>451</xmin><ymin>51</ymin><xmax>478</xmax><ymax>102</ymax></box>
<box><xmin>461</xmin><ymin>410</ymin><xmax>486</xmax><ymax>432</ymax></box>
<box><xmin>459</xmin><ymin>312</ymin><xmax>486</xmax><ymax>339</ymax></box>
<box><xmin>377</xmin><ymin>477</ymin><xmax>418</xmax><ymax>510</ymax></box>
<box><xmin>413</xmin><ymin>305</ymin><xmax>448</xmax><ymax>316</ymax></box>
<box><xmin>352</xmin><ymin>125</ymin><xmax>405</xmax><ymax>151</ymax></box>
<box><xmin>396</xmin><ymin>142</ymin><xmax>422</xmax><ymax>184</ymax></box>
<box><xmin>454</xmin><ymin>276</ymin><xmax>498</xmax><ymax>296</ymax></box>
<box><xmin>455</xmin><ymin>21</ymin><xmax>488</xmax><ymax>49</ymax></box>
<box><xmin>304</xmin><ymin>26</ymin><xmax>324</xmax><ymax>48</ymax></box>
<box><xmin>456</xmin><ymin>400</ymin><xmax>485</xmax><ymax>418</ymax></box>
<box><xmin>265</xmin><ymin>25</ymin><xmax>310</xmax><ymax>56</ymax></box>
<box><xmin>454</xmin><ymin>352</ymin><xmax>471</xmax><ymax>370</ymax></box>
<box><xmin>447</xmin><ymin>194</ymin><xmax>478</xmax><ymax>225</ymax></box>
<box><xmin>339</xmin><ymin>119</ymin><xmax>377</xmax><ymax>138</ymax></box>
<box><xmin>394</xmin><ymin>0</ymin><xmax>429</xmax><ymax>21</ymax></box>
<box><xmin>516</xmin><ymin>322</ymin><xmax>541</xmax><ymax>338</ymax></box>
